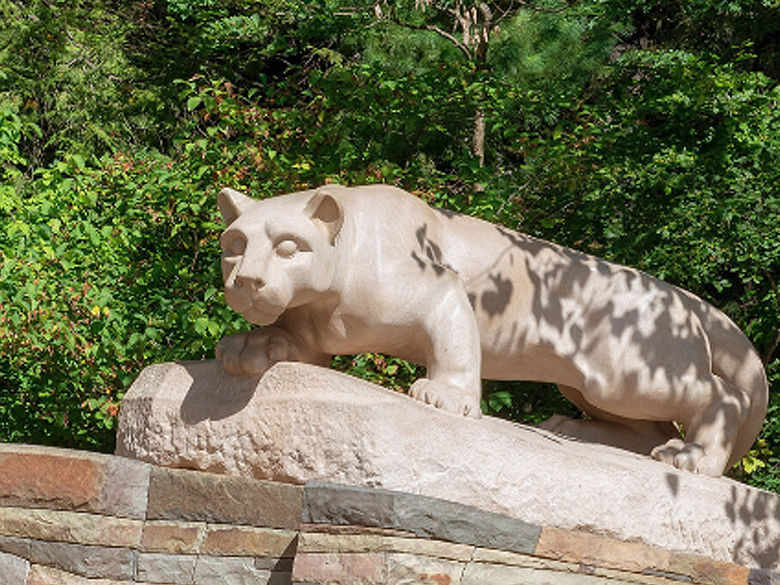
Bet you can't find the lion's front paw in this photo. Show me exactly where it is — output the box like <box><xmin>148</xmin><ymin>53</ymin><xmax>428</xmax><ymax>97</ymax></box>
<box><xmin>216</xmin><ymin>328</ymin><xmax>292</xmax><ymax>377</ymax></box>
<box><xmin>409</xmin><ymin>378</ymin><xmax>481</xmax><ymax>418</ymax></box>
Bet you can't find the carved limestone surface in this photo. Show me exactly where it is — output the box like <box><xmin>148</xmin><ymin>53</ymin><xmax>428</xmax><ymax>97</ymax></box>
<box><xmin>215</xmin><ymin>183</ymin><xmax>768</xmax><ymax>477</ymax></box>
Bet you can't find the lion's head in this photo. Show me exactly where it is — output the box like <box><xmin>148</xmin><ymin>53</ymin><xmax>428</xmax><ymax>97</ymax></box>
<box><xmin>218</xmin><ymin>187</ymin><xmax>343</xmax><ymax>326</ymax></box>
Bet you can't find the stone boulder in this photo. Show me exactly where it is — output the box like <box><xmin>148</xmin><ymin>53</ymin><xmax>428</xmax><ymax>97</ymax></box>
<box><xmin>116</xmin><ymin>360</ymin><xmax>780</xmax><ymax>569</ymax></box>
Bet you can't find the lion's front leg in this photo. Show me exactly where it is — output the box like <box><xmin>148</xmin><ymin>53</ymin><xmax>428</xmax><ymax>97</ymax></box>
<box><xmin>408</xmin><ymin>279</ymin><xmax>483</xmax><ymax>418</ymax></box>
<box><xmin>216</xmin><ymin>326</ymin><xmax>329</xmax><ymax>377</ymax></box>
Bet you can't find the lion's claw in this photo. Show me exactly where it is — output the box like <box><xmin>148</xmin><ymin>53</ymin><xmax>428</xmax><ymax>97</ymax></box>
<box><xmin>409</xmin><ymin>378</ymin><xmax>481</xmax><ymax>418</ymax></box>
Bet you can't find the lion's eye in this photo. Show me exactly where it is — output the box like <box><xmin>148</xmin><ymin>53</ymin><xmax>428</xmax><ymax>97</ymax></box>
<box><xmin>224</xmin><ymin>235</ymin><xmax>245</xmax><ymax>256</ymax></box>
<box><xmin>275</xmin><ymin>238</ymin><xmax>299</xmax><ymax>257</ymax></box>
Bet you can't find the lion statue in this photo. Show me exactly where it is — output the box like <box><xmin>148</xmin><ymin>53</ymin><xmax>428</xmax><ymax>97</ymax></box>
<box><xmin>215</xmin><ymin>183</ymin><xmax>768</xmax><ymax>476</ymax></box>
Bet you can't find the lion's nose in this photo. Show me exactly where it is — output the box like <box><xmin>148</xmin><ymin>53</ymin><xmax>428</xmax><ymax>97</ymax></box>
<box><xmin>235</xmin><ymin>275</ymin><xmax>265</xmax><ymax>293</ymax></box>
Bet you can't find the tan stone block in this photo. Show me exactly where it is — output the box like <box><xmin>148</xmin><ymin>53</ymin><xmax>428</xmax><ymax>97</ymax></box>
<box><xmin>591</xmin><ymin>565</ymin><xmax>695</xmax><ymax>585</ymax></box>
<box><xmin>26</xmin><ymin>563</ymin><xmax>132</xmax><ymax>585</ymax></box>
<box><xmin>140</xmin><ymin>520</ymin><xmax>204</xmax><ymax>554</ymax></box>
<box><xmin>136</xmin><ymin>552</ymin><xmax>197</xmax><ymax>585</ymax></box>
<box><xmin>0</xmin><ymin>506</ymin><xmax>142</xmax><ymax>548</ymax></box>
<box><xmin>463</xmin><ymin>561</ymin><xmax>642</xmax><ymax>585</ymax></box>
<box><xmin>392</xmin><ymin>539</ymin><xmax>473</xmax><ymax>563</ymax></box>
<box><xmin>300</xmin><ymin>522</ymin><xmax>416</xmax><ymax>538</ymax></box>
<box><xmin>0</xmin><ymin>452</ymin><xmax>103</xmax><ymax>512</ymax></box>
<box><xmin>535</xmin><ymin>526</ymin><xmax>671</xmax><ymax>574</ymax></box>
<box><xmin>201</xmin><ymin>525</ymin><xmax>298</xmax><ymax>557</ymax></box>
<box><xmin>292</xmin><ymin>551</ymin><xmax>386</xmax><ymax>583</ymax></box>
<box><xmin>469</xmin><ymin>550</ymin><xmax>684</xmax><ymax>584</ymax></box>
<box><xmin>386</xmin><ymin>552</ymin><xmax>466</xmax><ymax>585</ymax></box>
<box><xmin>298</xmin><ymin>531</ymin><xmax>473</xmax><ymax>561</ymax></box>
<box><xmin>146</xmin><ymin>467</ymin><xmax>302</xmax><ymax>530</ymax></box>
<box><xmin>669</xmin><ymin>553</ymin><xmax>750</xmax><ymax>585</ymax></box>
<box><xmin>193</xmin><ymin>555</ymin><xmax>276</xmax><ymax>585</ymax></box>
<box><xmin>472</xmin><ymin>547</ymin><xmax>579</xmax><ymax>572</ymax></box>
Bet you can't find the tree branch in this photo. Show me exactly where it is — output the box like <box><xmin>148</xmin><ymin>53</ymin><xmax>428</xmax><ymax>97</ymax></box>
<box><xmin>762</xmin><ymin>268</ymin><xmax>780</xmax><ymax>366</ymax></box>
<box><xmin>514</xmin><ymin>0</ymin><xmax>572</xmax><ymax>14</ymax></box>
<box><xmin>385</xmin><ymin>14</ymin><xmax>473</xmax><ymax>61</ymax></box>
<box><xmin>765</xmin><ymin>327</ymin><xmax>780</xmax><ymax>366</ymax></box>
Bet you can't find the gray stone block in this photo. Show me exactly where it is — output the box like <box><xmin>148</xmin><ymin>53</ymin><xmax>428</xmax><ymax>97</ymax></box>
<box><xmin>100</xmin><ymin>455</ymin><xmax>151</xmax><ymax>520</ymax></box>
<box><xmin>750</xmin><ymin>569</ymin><xmax>780</xmax><ymax>585</ymax></box>
<box><xmin>393</xmin><ymin>490</ymin><xmax>541</xmax><ymax>554</ymax></box>
<box><xmin>254</xmin><ymin>557</ymin><xmax>294</xmax><ymax>572</ymax></box>
<box><xmin>0</xmin><ymin>535</ymin><xmax>32</xmax><ymax>560</ymax></box>
<box><xmin>302</xmin><ymin>482</ymin><xmax>396</xmax><ymax>528</ymax></box>
<box><xmin>0</xmin><ymin>550</ymin><xmax>29</xmax><ymax>585</ymax></box>
<box><xmin>29</xmin><ymin>540</ymin><xmax>134</xmax><ymax>580</ymax></box>
<box><xmin>302</xmin><ymin>482</ymin><xmax>541</xmax><ymax>554</ymax></box>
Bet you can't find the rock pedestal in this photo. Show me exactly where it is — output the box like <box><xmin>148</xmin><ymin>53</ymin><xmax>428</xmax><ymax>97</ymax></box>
<box><xmin>116</xmin><ymin>360</ymin><xmax>780</xmax><ymax>570</ymax></box>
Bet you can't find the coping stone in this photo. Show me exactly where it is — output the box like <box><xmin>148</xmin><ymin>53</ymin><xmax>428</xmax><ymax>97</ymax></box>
<box><xmin>146</xmin><ymin>467</ymin><xmax>302</xmax><ymax>530</ymax></box>
<box><xmin>0</xmin><ymin>444</ymin><xmax>150</xmax><ymax>520</ymax></box>
<box><xmin>303</xmin><ymin>481</ymin><xmax>541</xmax><ymax>554</ymax></box>
<box><xmin>750</xmin><ymin>569</ymin><xmax>780</xmax><ymax>585</ymax></box>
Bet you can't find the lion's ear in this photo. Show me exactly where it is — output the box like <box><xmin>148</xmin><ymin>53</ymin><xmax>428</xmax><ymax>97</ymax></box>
<box><xmin>305</xmin><ymin>188</ymin><xmax>343</xmax><ymax>245</ymax></box>
<box><xmin>218</xmin><ymin>188</ymin><xmax>254</xmax><ymax>226</ymax></box>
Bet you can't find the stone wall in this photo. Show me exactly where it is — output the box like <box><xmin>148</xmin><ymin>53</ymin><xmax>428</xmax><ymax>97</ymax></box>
<box><xmin>0</xmin><ymin>443</ymin><xmax>777</xmax><ymax>585</ymax></box>
<box><xmin>117</xmin><ymin>361</ymin><xmax>780</xmax><ymax>569</ymax></box>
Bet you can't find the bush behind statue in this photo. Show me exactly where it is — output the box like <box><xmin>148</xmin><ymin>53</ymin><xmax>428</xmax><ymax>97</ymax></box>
<box><xmin>0</xmin><ymin>41</ymin><xmax>777</xmax><ymax>488</ymax></box>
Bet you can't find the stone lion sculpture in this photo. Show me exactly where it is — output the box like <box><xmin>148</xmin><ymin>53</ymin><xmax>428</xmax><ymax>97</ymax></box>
<box><xmin>215</xmin><ymin>183</ymin><xmax>768</xmax><ymax>476</ymax></box>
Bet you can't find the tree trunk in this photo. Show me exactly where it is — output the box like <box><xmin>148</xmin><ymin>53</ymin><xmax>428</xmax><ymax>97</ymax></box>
<box><xmin>473</xmin><ymin>108</ymin><xmax>485</xmax><ymax>167</ymax></box>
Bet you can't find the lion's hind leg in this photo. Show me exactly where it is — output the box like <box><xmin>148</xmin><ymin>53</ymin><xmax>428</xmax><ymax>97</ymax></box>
<box><xmin>650</xmin><ymin>373</ymin><xmax>749</xmax><ymax>476</ymax></box>
<box><xmin>539</xmin><ymin>385</ymin><xmax>682</xmax><ymax>457</ymax></box>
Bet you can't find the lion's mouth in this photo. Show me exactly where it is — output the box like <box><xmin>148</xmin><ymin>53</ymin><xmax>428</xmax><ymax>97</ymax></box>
<box><xmin>244</xmin><ymin>306</ymin><xmax>280</xmax><ymax>326</ymax></box>
<box><xmin>225</xmin><ymin>290</ymin><xmax>284</xmax><ymax>325</ymax></box>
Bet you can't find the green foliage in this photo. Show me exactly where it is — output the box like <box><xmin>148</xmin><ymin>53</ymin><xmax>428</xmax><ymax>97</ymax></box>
<box><xmin>0</xmin><ymin>1</ymin><xmax>144</xmax><ymax>166</ymax></box>
<box><xmin>597</xmin><ymin>0</ymin><xmax>780</xmax><ymax>79</ymax></box>
<box><xmin>0</xmin><ymin>135</ymin><xmax>246</xmax><ymax>450</ymax></box>
<box><xmin>332</xmin><ymin>354</ymin><xmax>424</xmax><ymax>391</ymax></box>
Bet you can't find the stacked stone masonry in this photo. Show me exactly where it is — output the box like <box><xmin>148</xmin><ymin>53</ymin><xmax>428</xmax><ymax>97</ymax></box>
<box><xmin>0</xmin><ymin>444</ymin><xmax>777</xmax><ymax>585</ymax></box>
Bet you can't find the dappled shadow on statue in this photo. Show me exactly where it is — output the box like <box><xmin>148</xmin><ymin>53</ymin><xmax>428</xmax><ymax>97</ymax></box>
<box><xmin>212</xmin><ymin>183</ymin><xmax>768</xmax><ymax>477</ymax></box>
<box><xmin>726</xmin><ymin>484</ymin><xmax>780</xmax><ymax>568</ymax></box>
